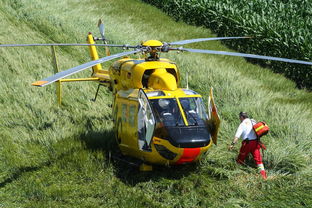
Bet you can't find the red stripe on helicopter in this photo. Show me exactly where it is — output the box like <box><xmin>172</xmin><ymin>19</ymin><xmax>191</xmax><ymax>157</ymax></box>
<box><xmin>176</xmin><ymin>148</ymin><xmax>200</xmax><ymax>164</ymax></box>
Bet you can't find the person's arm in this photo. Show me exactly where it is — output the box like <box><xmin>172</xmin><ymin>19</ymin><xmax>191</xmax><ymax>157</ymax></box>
<box><xmin>228</xmin><ymin>137</ymin><xmax>239</xmax><ymax>150</ymax></box>
<box><xmin>229</xmin><ymin>123</ymin><xmax>243</xmax><ymax>150</ymax></box>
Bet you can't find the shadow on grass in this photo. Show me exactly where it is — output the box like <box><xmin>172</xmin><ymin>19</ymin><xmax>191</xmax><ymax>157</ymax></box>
<box><xmin>80</xmin><ymin>129</ymin><xmax>117</xmax><ymax>152</ymax></box>
<box><xmin>2</xmin><ymin>126</ymin><xmax>189</xmax><ymax>188</ymax></box>
<box><xmin>80</xmin><ymin>129</ymin><xmax>198</xmax><ymax>186</ymax></box>
<box><xmin>114</xmin><ymin>161</ymin><xmax>198</xmax><ymax>186</ymax></box>
<box><xmin>0</xmin><ymin>164</ymin><xmax>51</xmax><ymax>188</ymax></box>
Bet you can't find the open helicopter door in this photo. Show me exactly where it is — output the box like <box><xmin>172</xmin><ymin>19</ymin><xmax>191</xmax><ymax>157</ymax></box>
<box><xmin>138</xmin><ymin>89</ymin><xmax>156</xmax><ymax>150</ymax></box>
<box><xmin>207</xmin><ymin>87</ymin><xmax>220</xmax><ymax>145</ymax></box>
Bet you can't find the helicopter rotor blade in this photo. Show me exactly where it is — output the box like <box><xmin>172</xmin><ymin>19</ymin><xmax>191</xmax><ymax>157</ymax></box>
<box><xmin>176</xmin><ymin>48</ymin><xmax>312</xmax><ymax>66</ymax></box>
<box><xmin>169</xmin><ymin>36</ymin><xmax>251</xmax><ymax>45</ymax></box>
<box><xmin>32</xmin><ymin>49</ymin><xmax>142</xmax><ymax>87</ymax></box>
<box><xmin>0</xmin><ymin>43</ymin><xmax>134</xmax><ymax>47</ymax></box>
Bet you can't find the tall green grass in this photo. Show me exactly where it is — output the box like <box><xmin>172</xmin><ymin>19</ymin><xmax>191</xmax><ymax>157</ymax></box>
<box><xmin>0</xmin><ymin>0</ymin><xmax>311</xmax><ymax>207</ymax></box>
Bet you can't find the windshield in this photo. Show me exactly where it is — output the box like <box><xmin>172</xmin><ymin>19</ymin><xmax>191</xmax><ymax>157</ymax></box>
<box><xmin>149</xmin><ymin>97</ymin><xmax>208</xmax><ymax>127</ymax></box>
<box><xmin>179</xmin><ymin>97</ymin><xmax>208</xmax><ymax>126</ymax></box>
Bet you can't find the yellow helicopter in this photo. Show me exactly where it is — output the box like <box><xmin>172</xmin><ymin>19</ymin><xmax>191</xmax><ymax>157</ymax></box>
<box><xmin>1</xmin><ymin>20</ymin><xmax>312</xmax><ymax>171</ymax></box>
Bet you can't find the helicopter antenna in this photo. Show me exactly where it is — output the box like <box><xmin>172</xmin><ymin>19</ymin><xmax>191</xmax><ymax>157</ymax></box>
<box><xmin>186</xmin><ymin>70</ymin><xmax>189</xmax><ymax>89</ymax></box>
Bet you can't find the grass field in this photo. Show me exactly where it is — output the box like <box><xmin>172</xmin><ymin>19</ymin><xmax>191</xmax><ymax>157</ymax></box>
<box><xmin>0</xmin><ymin>0</ymin><xmax>311</xmax><ymax>207</ymax></box>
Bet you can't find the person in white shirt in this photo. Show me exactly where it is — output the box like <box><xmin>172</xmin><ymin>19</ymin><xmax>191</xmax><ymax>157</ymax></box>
<box><xmin>229</xmin><ymin>112</ymin><xmax>267</xmax><ymax>179</ymax></box>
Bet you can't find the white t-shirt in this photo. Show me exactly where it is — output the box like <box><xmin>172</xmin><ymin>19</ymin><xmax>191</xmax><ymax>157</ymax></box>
<box><xmin>235</xmin><ymin>118</ymin><xmax>257</xmax><ymax>140</ymax></box>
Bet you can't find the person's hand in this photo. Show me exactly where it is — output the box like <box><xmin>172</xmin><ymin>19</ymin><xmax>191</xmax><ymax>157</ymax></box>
<box><xmin>228</xmin><ymin>142</ymin><xmax>236</xmax><ymax>151</ymax></box>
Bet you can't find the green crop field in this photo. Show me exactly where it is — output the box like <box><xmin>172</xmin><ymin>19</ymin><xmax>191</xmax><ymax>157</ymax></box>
<box><xmin>0</xmin><ymin>0</ymin><xmax>311</xmax><ymax>207</ymax></box>
<box><xmin>143</xmin><ymin>0</ymin><xmax>312</xmax><ymax>90</ymax></box>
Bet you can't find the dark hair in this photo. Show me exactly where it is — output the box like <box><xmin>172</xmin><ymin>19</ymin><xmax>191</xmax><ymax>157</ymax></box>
<box><xmin>239</xmin><ymin>112</ymin><xmax>249</xmax><ymax>119</ymax></box>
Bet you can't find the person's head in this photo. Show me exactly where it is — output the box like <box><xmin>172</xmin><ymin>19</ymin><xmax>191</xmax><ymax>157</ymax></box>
<box><xmin>158</xmin><ymin>99</ymin><xmax>170</xmax><ymax>110</ymax></box>
<box><xmin>239</xmin><ymin>112</ymin><xmax>248</xmax><ymax>121</ymax></box>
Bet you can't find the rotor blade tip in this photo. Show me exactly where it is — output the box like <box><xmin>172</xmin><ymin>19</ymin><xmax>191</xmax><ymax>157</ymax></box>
<box><xmin>32</xmin><ymin>80</ymin><xmax>48</xmax><ymax>86</ymax></box>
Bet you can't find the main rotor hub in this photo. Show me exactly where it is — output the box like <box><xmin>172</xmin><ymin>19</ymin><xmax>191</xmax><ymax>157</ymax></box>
<box><xmin>141</xmin><ymin>40</ymin><xmax>163</xmax><ymax>47</ymax></box>
<box><xmin>142</xmin><ymin>40</ymin><xmax>163</xmax><ymax>61</ymax></box>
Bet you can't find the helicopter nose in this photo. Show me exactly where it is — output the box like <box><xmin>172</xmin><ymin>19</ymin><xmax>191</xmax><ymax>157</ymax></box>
<box><xmin>176</xmin><ymin>147</ymin><xmax>200</xmax><ymax>164</ymax></box>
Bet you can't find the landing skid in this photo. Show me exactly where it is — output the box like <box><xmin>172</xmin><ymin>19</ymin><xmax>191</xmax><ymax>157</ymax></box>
<box><xmin>110</xmin><ymin>152</ymin><xmax>153</xmax><ymax>171</ymax></box>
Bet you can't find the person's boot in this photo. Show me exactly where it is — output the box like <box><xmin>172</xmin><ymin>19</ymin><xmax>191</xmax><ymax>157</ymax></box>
<box><xmin>260</xmin><ymin>170</ymin><xmax>267</xmax><ymax>180</ymax></box>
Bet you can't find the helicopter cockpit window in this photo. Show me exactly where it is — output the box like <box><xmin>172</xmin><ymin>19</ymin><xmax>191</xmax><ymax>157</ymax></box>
<box><xmin>182</xmin><ymin>89</ymin><xmax>198</xmax><ymax>95</ymax></box>
<box><xmin>149</xmin><ymin>98</ymin><xmax>184</xmax><ymax>127</ymax></box>
<box><xmin>179</xmin><ymin>97</ymin><xmax>208</xmax><ymax>126</ymax></box>
<box><xmin>146</xmin><ymin>91</ymin><xmax>165</xmax><ymax>97</ymax></box>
